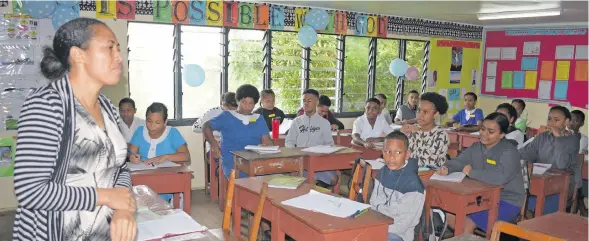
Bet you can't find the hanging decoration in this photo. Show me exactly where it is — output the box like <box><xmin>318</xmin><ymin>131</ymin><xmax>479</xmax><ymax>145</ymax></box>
<box><xmin>298</xmin><ymin>25</ymin><xmax>317</xmax><ymax>48</ymax></box>
<box><xmin>405</xmin><ymin>66</ymin><xmax>419</xmax><ymax>80</ymax></box>
<box><xmin>305</xmin><ymin>8</ymin><xmax>329</xmax><ymax>31</ymax></box>
<box><xmin>51</xmin><ymin>3</ymin><xmax>80</xmax><ymax>29</ymax></box>
<box><xmin>183</xmin><ymin>64</ymin><xmax>205</xmax><ymax>87</ymax></box>
<box><xmin>389</xmin><ymin>58</ymin><xmax>409</xmax><ymax>77</ymax></box>
<box><xmin>23</xmin><ymin>0</ymin><xmax>57</xmax><ymax>19</ymax></box>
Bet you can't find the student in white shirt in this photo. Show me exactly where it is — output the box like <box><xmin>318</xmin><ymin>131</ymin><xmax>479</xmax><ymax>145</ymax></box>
<box><xmin>118</xmin><ymin>97</ymin><xmax>145</xmax><ymax>143</ymax></box>
<box><xmin>192</xmin><ymin>92</ymin><xmax>237</xmax><ymax>133</ymax></box>
<box><xmin>496</xmin><ymin>103</ymin><xmax>525</xmax><ymax>148</ymax></box>
<box><xmin>394</xmin><ymin>90</ymin><xmax>419</xmax><ymax>125</ymax></box>
<box><xmin>352</xmin><ymin>98</ymin><xmax>394</xmax><ymax>149</ymax></box>
<box><xmin>375</xmin><ymin>93</ymin><xmax>393</xmax><ymax>125</ymax></box>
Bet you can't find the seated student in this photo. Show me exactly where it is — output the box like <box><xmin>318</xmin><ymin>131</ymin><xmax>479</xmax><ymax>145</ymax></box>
<box><xmin>512</xmin><ymin>99</ymin><xmax>528</xmax><ymax>133</ymax></box>
<box><xmin>520</xmin><ymin>106</ymin><xmax>581</xmax><ymax>215</ymax></box>
<box><xmin>438</xmin><ymin>112</ymin><xmax>525</xmax><ymax>234</ymax></box>
<box><xmin>297</xmin><ymin>95</ymin><xmax>344</xmax><ymax>130</ymax></box>
<box><xmin>286</xmin><ymin>89</ymin><xmax>336</xmax><ymax>187</ymax></box>
<box><xmin>118</xmin><ymin>97</ymin><xmax>145</xmax><ymax>143</ymax></box>
<box><xmin>192</xmin><ymin>92</ymin><xmax>237</xmax><ymax>133</ymax></box>
<box><xmin>394</xmin><ymin>90</ymin><xmax>419</xmax><ymax>125</ymax></box>
<box><xmin>401</xmin><ymin>92</ymin><xmax>450</xmax><ymax>168</ymax></box>
<box><xmin>254</xmin><ymin>89</ymin><xmax>286</xmax><ymax>131</ymax></box>
<box><xmin>569</xmin><ymin>110</ymin><xmax>588</xmax><ymax>154</ymax></box>
<box><xmin>375</xmin><ymin>93</ymin><xmax>393</xmax><ymax>125</ymax></box>
<box><xmin>203</xmin><ymin>84</ymin><xmax>273</xmax><ymax>178</ymax></box>
<box><xmin>129</xmin><ymin>102</ymin><xmax>191</xmax><ymax>202</ymax></box>
<box><xmin>446</xmin><ymin>92</ymin><xmax>484</xmax><ymax>132</ymax></box>
<box><xmin>369</xmin><ymin>131</ymin><xmax>424</xmax><ymax>241</ymax></box>
<box><xmin>496</xmin><ymin>103</ymin><xmax>525</xmax><ymax>148</ymax></box>
<box><xmin>352</xmin><ymin>98</ymin><xmax>394</xmax><ymax>149</ymax></box>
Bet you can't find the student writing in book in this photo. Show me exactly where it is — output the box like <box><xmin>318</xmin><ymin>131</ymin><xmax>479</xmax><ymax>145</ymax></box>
<box><xmin>437</xmin><ymin>112</ymin><xmax>525</xmax><ymax>234</ymax></box>
<box><xmin>286</xmin><ymin>89</ymin><xmax>336</xmax><ymax>187</ymax></box>
<box><xmin>496</xmin><ymin>103</ymin><xmax>525</xmax><ymax>148</ymax></box>
<box><xmin>203</xmin><ymin>84</ymin><xmax>273</xmax><ymax>179</ymax></box>
<box><xmin>192</xmin><ymin>92</ymin><xmax>237</xmax><ymax>133</ymax></box>
<box><xmin>297</xmin><ymin>95</ymin><xmax>344</xmax><ymax>130</ymax></box>
<box><xmin>118</xmin><ymin>97</ymin><xmax>145</xmax><ymax>143</ymax></box>
<box><xmin>375</xmin><ymin>93</ymin><xmax>393</xmax><ymax>125</ymax></box>
<box><xmin>394</xmin><ymin>90</ymin><xmax>419</xmax><ymax>125</ymax></box>
<box><xmin>369</xmin><ymin>131</ymin><xmax>424</xmax><ymax>241</ymax></box>
<box><xmin>254</xmin><ymin>89</ymin><xmax>286</xmax><ymax>131</ymax></box>
<box><xmin>352</xmin><ymin>98</ymin><xmax>394</xmax><ymax>149</ymax></box>
<box><xmin>128</xmin><ymin>103</ymin><xmax>191</xmax><ymax>203</ymax></box>
<box><xmin>446</xmin><ymin>92</ymin><xmax>484</xmax><ymax>132</ymax></box>
<box><xmin>401</xmin><ymin>92</ymin><xmax>450</xmax><ymax>168</ymax></box>
<box><xmin>520</xmin><ymin>106</ymin><xmax>581</xmax><ymax>215</ymax></box>
<box><xmin>512</xmin><ymin>99</ymin><xmax>528</xmax><ymax>134</ymax></box>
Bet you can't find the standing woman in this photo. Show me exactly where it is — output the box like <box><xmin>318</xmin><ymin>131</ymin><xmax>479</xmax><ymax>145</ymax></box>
<box><xmin>12</xmin><ymin>18</ymin><xmax>136</xmax><ymax>241</ymax></box>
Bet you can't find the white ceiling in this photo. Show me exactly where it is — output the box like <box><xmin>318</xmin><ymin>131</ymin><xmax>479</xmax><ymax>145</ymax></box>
<box><xmin>262</xmin><ymin>1</ymin><xmax>588</xmax><ymax>26</ymax></box>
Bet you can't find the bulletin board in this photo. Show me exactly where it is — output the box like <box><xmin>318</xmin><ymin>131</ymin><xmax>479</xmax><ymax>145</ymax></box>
<box><xmin>426</xmin><ymin>38</ymin><xmax>482</xmax><ymax>121</ymax></box>
<box><xmin>481</xmin><ymin>28</ymin><xmax>588</xmax><ymax>109</ymax></box>
<box><xmin>0</xmin><ymin>137</ymin><xmax>15</xmax><ymax>177</ymax></box>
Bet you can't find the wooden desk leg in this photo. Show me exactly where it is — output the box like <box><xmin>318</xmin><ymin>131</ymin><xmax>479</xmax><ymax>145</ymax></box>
<box><xmin>424</xmin><ymin>187</ymin><xmax>433</xmax><ymax>237</ymax></box>
<box><xmin>558</xmin><ymin>175</ymin><xmax>571</xmax><ymax>212</ymax></box>
<box><xmin>454</xmin><ymin>209</ymin><xmax>466</xmax><ymax>237</ymax></box>
<box><xmin>173</xmin><ymin>193</ymin><xmax>180</xmax><ymax>209</ymax></box>
<box><xmin>334</xmin><ymin>171</ymin><xmax>341</xmax><ymax>194</ymax></box>
<box><xmin>219</xmin><ymin>168</ymin><xmax>226</xmax><ymax>212</ymax></box>
<box><xmin>536</xmin><ymin>191</ymin><xmax>546</xmax><ymax>217</ymax></box>
<box><xmin>307</xmin><ymin>161</ymin><xmax>316</xmax><ymax>185</ymax></box>
<box><xmin>232</xmin><ymin>189</ymin><xmax>241</xmax><ymax>237</ymax></box>
<box><xmin>486</xmin><ymin>190</ymin><xmax>500</xmax><ymax>239</ymax></box>
<box><xmin>271</xmin><ymin>206</ymin><xmax>283</xmax><ymax>241</ymax></box>
<box><xmin>183</xmin><ymin>173</ymin><xmax>191</xmax><ymax>214</ymax></box>
<box><xmin>210</xmin><ymin>157</ymin><xmax>218</xmax><ymax>202</ymax></box>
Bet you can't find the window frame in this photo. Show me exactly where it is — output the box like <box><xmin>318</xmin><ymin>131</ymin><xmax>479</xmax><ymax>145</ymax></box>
<box><xmin>126</xmin><ymin>21</ymin><xmax>429</xmax><ymax>125</ymax></box>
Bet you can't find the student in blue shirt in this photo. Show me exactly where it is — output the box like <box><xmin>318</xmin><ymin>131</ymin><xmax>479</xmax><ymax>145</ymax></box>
<box><xmin>128</xmin><ymin>102</ymin><xmax>191</xmax><ymax>202</ymax></box>
<box><xmin>202</xmin><ymin>84</ymin><xmax>273</xmax><ymax>179</ymax></box>
<box><xmin>446</xmin><ymin>92</ymin><xmax>484</xmax><ymax>132</ymax></box>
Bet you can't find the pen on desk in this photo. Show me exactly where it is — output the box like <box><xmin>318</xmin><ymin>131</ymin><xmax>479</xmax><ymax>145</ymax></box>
<box><xmin>349</xmin><ymin>209</ymin><xmax>369</xmax><ymax>219</ymax></box>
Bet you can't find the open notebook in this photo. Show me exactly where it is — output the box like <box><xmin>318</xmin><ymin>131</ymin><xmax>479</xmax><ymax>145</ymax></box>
<box><xmin>301</xmin><ymin>145</ymin><xmax>345</xmax><ymax>154</ymax></box>
<box><xmin>429</xmin><ymin>172</ymin><xmax>466</xmax><ymax>183</ymax></box>
<box><xmin>282</xmin><ymin>190</ymin><xmax>371</xmax><ymax>218</ymax></box>
<box><xmin>127</xmin><ymin>161</ymin><xmax>180</xmax><ymax>171</ymax></box>
<box><xmin>137</xmin><ymin>210</ymin><xmax>206</xmax><ymax>241</ymax></box>
<box><xmin>245</xmin><ymin>145</ymin><xmax>281</xmax><ymax>154</ymax></box>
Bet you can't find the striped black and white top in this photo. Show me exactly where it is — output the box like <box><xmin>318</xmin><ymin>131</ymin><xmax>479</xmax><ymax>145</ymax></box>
<box><xmin>12</xmin><ymin>76</ymin><xmax>131</xmax><ymax>241</ymax></box>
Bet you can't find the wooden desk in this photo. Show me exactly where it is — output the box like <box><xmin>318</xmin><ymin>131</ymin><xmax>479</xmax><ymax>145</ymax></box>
<box><xmin>131</xmin><ymin>165</ymin><xmax>193</xmax><ymax>214</ymax></box>
<box><xmin>446</xmin><ymin>131</ymin><xmax>480</xmax><ymax>151</ymax></box>
<box><xmin>518</xmin><ymin>212</ymin><xmax>588</xmax><ymax>241</ymax></box>
<box><xmin>529</xmin><ymin>169</ymin><xmax>570</xmax><ymax>216</ymax></box>
<box><xmin>350</xmin><ymin>143</ymin><xmax>382</xmax><ymax>160</ymax></box>
<box><xmin>304</xmin><ymin>147</ymin><xmax>362</xmax><ymax>193</ymax></box>
<box><xmin>233</xmin><ymin>148</ymin><xmax>306</xmax><ymax>177</ymax></box>
<box><xmin>423</xmin><ymin>178</ymin><xmax>501</xmax><ymax>239</ymax></box>
<box><xmin>233</xmin><ymin>177</ymin><xmax>392</xmax><ymax>241</ymax></box>
<box><xmin>583</xmin><ymin>160</ymin><xmax>588</xmax><ymax>180</ymax></box>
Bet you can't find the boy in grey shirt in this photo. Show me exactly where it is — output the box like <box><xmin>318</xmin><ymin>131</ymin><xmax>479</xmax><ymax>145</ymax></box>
<box><xmin>286</xmin><ymin>89</ymin><xmax>335</xmax><ymax>186</ymax></box>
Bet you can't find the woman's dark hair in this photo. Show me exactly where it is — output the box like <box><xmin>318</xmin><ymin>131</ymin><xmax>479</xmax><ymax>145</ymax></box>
<box><xmin>146</xmin><ymin>102</ymin><xmax>168</xmax><ymax>121</ymax></box>
<box><xmin>222</xmin><ymin>92</ymin><xmax>237</xmax><ymax>107</ymax></box>
<box><xmin>40</xmin><ymin>17</ymin><xmax>107</xmax><ymax>80</ymax></box>
<box><xmin>318</xmin><ymin>95</ymin><xmax>332</xmax><ymax>107</ymax></box>
<box><xmin>419</xmin><ymin>92</ymin><xmax>449</xmax><ymax>115</ymax></box>
<box><xmin>549</xmin><ymin>105</ymin><xmax>572</xmax><ymax>120</ymax></box>
<box><xmin>464</xmin><ymin>92</ymin><xmax>478</xmax><ymax>101</ymax></box>
<box><xmin>484</xmin><ymin>112</ymin><xmax>510</xmax><ymax>134</ymax></box>
<box><xmin>236</xmin><ymin>84</ymin><xmax>260</xmax><ymax>104</ymax></box>
<box><xmin>496</xmin><ymin>103</ymin><xmax>518</xmax><ymax>125</ymax></box>
<box><xmin>119</xmin><ymin>97</ymin><xmax>136</xmax><ymax>109</ymax></box>
<box><xmin>366</xmin><ymin>97</ymin><xmax>381</xmax><ymax>106</ymax></box>
<box><xmin>512</xmin><ymin>99</ymin><xmax>526</xmax><ymax>110</ymax></box>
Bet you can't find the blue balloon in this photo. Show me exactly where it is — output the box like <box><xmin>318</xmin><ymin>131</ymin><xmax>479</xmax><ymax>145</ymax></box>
<box><xmin>298</xmin><ymin>25</ymin><xmax>317</xmax><ymax>48</ymax></box>
<box><xmin>305</xmin><ymin>9</ymin><xmax>329</xmax><ymax>31</ymax></box>
<box><xmin>389</xmin><ymin>58</ymin><xmax>409</xmax><ymax>77</ymax></box>
<box><xmin>57</xmin><ymin>1</ymin><xmax>79</xmax><ymax>8</ymax></box>
<box><xmin>52</xmin><ymin>5</ymin><xmax>80</xmax><ymax>30</ymax></box>
<box><xmin>184</xmin><ymin>64</ymin><xmax>205</xmax><ymax>87</ymax></box>
<box><xmin>23</xmin><ymin>0</ymin><xmax>57</xmax><ymax>19</ymax></box>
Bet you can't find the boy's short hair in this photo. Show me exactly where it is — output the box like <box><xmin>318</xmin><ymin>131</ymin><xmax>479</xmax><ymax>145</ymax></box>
<box><xmin>496</xmin><ymin>103</ymin><xmax>518</xmax><ymax>124</ymax></box>
<box><xmin>385</xmin><ymin>131</ymin><xmax>409</xmax><ymax>149</ymax></box>
<box><xmin>464</xmin><ymin>92</ymin><xmax>478</xmax><ymax>101</ymax></box>
<box><xmin>376</xmin><ymin>93</ymin><xmax>387</xmax><ymax>99</ymax></box>
<box><xmin>236</xmin><ymin>84</ymin><xmax>260</xmax><ymax>104</ymax></box>
<box><xmin>408</xmin><ymin>90</ymin><xmax>419</xmax><ymax>95</ymax></box>
<box><xmin>119</xmin><ymin>97</ymin><xmax>136</xmax><ymax>109</ymax></box>
<box><xmin>512</xmin><ymin>99</ymin><xmax>526</xmax><ymax>110</ymax></box>
<box><xmin>366</xmin><ymin>97</ymin><xmax>381</xmax><ymax>106</ymax></box>
<box><xmin>550</xmin><ymin>105</ymin><xmax>572</xmax><ymax>120</ymax></box>
<box><xmin>222</xmin><ymin>92</ymin><xmax>237</xmax><ymax>107</ymax></box>
<box><xmin>260</xmin><ymin>89</ymin><xmax>275</xmax><ymax>98</ymax></box>
<box><xmin>302</xmin><ymin>89</ymin><xmax>319</xmax><ymax>98</ymax></box>
<box><xmin>318</xmin><ymin>95</ymin><xmax>332</xmax><ymax>107</ymax></box>
<box><xmin>571</xmin><ymin>110</ymin><xmax>586</xmax><ymax>123</ymax></box>
<box><xmin>419</xmin><ymin>92</ymin><xmax>449</xmax><ymax>115</ymax></box>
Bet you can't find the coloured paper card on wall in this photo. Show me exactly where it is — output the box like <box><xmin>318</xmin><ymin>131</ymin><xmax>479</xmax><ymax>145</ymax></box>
<box><xmin>554</xmin><ymin>81</ymin><xmax>568</xmax><ymax>100</ymax></box>
<box><xmin>486</xmin><ymin>62</ymin><xmax>497</xmax><ymax>77</ymax></box>
<box><xmin>448</xmin><ymin>88</ymin><xmax>460</xmax><ymax>101</ymax></box>
<box><xmin>521</xmin><ymin>57</ymin><xmax>538</xmax><ymax>70</ymax></box>
<box><xmin>538</xmin><ymin>80</ymin><xmax>551</xmax><ymax>99</ymax></box>
<box><xmin>575</xmin><ymin>61</ymin><xmax>588</xmax><ymax>81</ymax></box>
<box><xmin>575</xmin><ymin>45</ymin><xmax>588</xmax><ymax>59</ymax></box>
<box><xmin>556</xmin><ymin>45</ymin><xmax>575</xmax><ymax>59</ymax></box>
<box><xmin>525</xmin><ymin>71</ymin><xmax>537</xmax><ymax>89</ymax></box>
<box><xmin>556</xmin><ymin>61</ymin><xmax>571</xmax><ymax>80</ymax></box>
<box><xmin>501</xmin><ymin>71</ymin><xmax>513</xmax><ymax>88</ymax></box>
<box><xmin>501</xmin><ymin>47</ymin><xmax>517</xmax><ymax>60</ymax></box>
<box><xmin>540</xmin><ymin>61</ymin><xmax>554</xmax><ymax>79</ymax></box>
<box><xmin>513</xmin><ymin>71</ymin><xmax>525</xmax><ymax>89</ymax></box>
<box><xmin>523</xmin><ymin>41</ymin><xmax>540</xmax><ymax>55</ymax></box>
<box><xmin>485</xmin><ymin>77</ymin><xmax>496</xmax><ymax>92</ymax></box>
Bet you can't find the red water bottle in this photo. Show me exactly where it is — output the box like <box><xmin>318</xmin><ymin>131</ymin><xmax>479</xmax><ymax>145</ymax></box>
<box><xmin>272</xmin><ymin>117</ymin><xmax>280</xmax><ymax>139</ymax></box>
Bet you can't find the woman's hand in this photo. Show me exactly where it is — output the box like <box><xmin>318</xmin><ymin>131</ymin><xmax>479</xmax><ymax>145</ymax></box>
<box><xmin>462</xmin><ymin>164</ymin><xmax>472</xmax><ymax>176</ymax></box>
<box><xmin>110</xmin><ymin>210</ymin><xmax>137</xmax><ymax>241</ymax></box>
<box><xmin>98</xmin><ymin>187</ymin><xmax>136</xmax><ymax>213</ymax></box>
<box><xmin>363</xmin><ymin>142</ymin><xmax>375</xmax><ymax>149</ymax></box>
<box><xmin>436</xmin><ymin>166</ymin><xmax>449</xmax><ymax>175</ymax></box>
<box><xmin>331</xmin><ymin>124</ymin><xmax>339</xmax><ymax>131</ymax></box>
<box><xmin>129</xmin><ymin>153</ymin><xmax>140</xmax><ymax>164</ymax></box>
<box><xmin>146</xmin><ymin>155</ymin><xmax>167</xmax><ymax>165</ymax></box>
<box><xmin>211</xmin><ymin>145</ymin><xmax>221</xmax><ymax>159</ymax></box>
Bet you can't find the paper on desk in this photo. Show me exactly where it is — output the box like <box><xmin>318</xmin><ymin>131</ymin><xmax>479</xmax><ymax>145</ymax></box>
<box><xmin>390</xmin><ymin>123</ymin><xmax>402</xmax><ymax>131</ymax></box>
<box><xmin>430</xmin><ymin>172</ymin><xmax>466</xmax><ymax>183</ymax></box>
<box><xmin>372</xmin><ymin>142</ymin><xmax>384</xmax><ymax>149</ymax></box>
<box><xmin>365</xmin><ymin>158</ymin><xmax>385</xmax><ymax>170</ymax></box>
<box><xmin>162</xmin><ymin>232</ymin><xmax>207</xmax><ymax>241</ymax></box>
<box><xmin>137</xmin><ymin>210</ymin><xmax>205</xmax><ymax>241</ymax></box>
<box><xmin>470</xmin><ymin>132</ymin><xmax>480</xmax><ymax>135</ymax></box>
<box><xmin>127</xmin><ymin>161</ymin><xmax>180</xmax><ymax>171</ymax></box>
<box><xmin>301</xmin><ymin>145</ymin><xmax>345</xmax><ymax>154</ymax></box>
<box><xmin>532</xmin><ymin>163</ymin><xmax>552</xmax><ymax>175</ymax></box>
<box><xmin>280</xmin><ymin>119</ymin><xmax>293</xmax><ymax>134</ymax></box>
<box><xmin>282</xmin><ymin>190</ymin><xmax>371</xmax><ymax>218</ymax></box>
<box><xmin>245</xmin><ymin>145</ymin><xmax>280</xmax><ymax>151</ymax></box>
